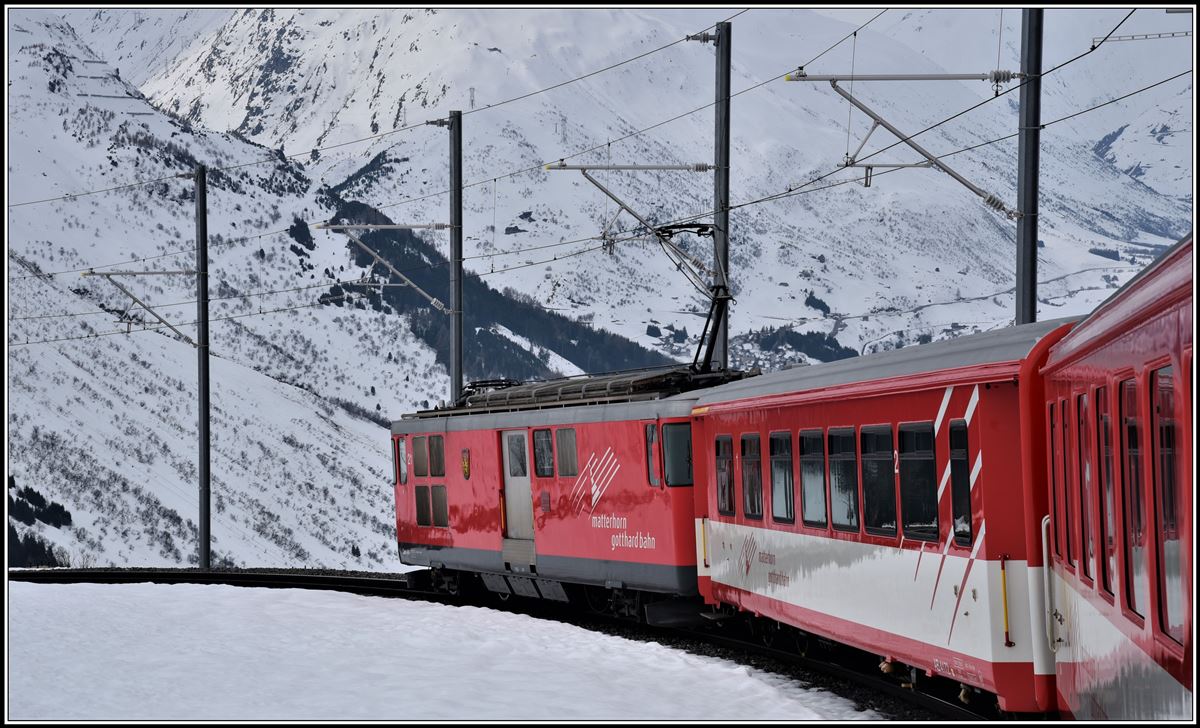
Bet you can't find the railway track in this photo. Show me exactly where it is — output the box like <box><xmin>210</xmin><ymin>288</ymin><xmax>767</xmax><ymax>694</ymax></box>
<box><xmin>10</xmin><ymin>567</ymin><xmax>990</xmax><ymax>720</ymax></box>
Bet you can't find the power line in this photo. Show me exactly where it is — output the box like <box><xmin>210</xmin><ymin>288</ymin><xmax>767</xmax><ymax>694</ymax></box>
<box><xmin>374</xmin><ymin>10</ymin><xmax>889</xmax><ymax>215</ymax></box>
<box><xmin>9</xmin><ymin>9</ymin><xmax>883</xmax><ymax>282</ymax></box>
<box><xmin>7</xmin><ymin>10</ymin><xmax>750</xmax><ymax>210</ymax></box>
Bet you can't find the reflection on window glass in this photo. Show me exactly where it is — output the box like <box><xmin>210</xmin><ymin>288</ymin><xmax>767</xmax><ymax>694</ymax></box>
<box><xmin>742</xmin><ymin>435</ymin><xmax>763</xmax><ymax>519</ymax></box>
<box><xmin>429</xmin><ymin>435</ymin><xmax>445</xmax><ymax>477</ymax></box>
<box><xmin>861</xmin><ymin>426</ymin><xmax>896</xmax><ymax>536</ymax></box>
<box><xmin>556</xmin><ymin>429</ymin><xmax>578</xmax><ymax>477</ymax></box>
<box><xmin>899</xmin><ymin>423</ymin><xmax>937</xmax><ymax>541</ymax></box>
<box><xmin>414</xmin><ymin>436</ymin><xmax>429</xmax><ymax>477</ymax></box>
<box><xmin>769</xmin><ymin>433</ymin><xmax>794</xmax><ymax>523</ymax></box>
<box><xmin>507</xmin><ymin>434</ymin><xmax>527</xmax><ymax>478</ymax></box>
<box><xmin>949</xmin><ymin>421</ymin><xmax>972</xmax><ymax>546</ymax></box>
<box><xmin>397</xmin><ymin>438</ymin><xmax>408</xmax><ymax>485</ymax></box>
<box><xmin>663</xmin><ymin>423</ymin><xmax>693</xmax><ymax>486</ymax></box>
<box><xmin>1152</xmin><ymin>367</ymin><xmax>1182</xmax><ymax>643</ymax></box>
<box><xmin>645</xmin><ymin>425</ymin><xmax>660</xmax><ymax>487</ymax></box>
<box><xmin>533</xmin><ymin>429</ymin><xmax>554</xmax><ymax>478</ymax></box>
<box><xmin>716</xmin><ymin>437</ymin><xmax>734</xmax><ymax>515</ymax></box>
<box><xmin>1077</xmin><ymin>394</ymin><xmax>1095</xmax><ymax>579</ymax></box>
<box><xmin>1096</xmin><ymin>388</ymin><xmax>1117</xmax><ymax>595</ymax></box>
<box><xmin>829</xmin><ymin>429</ymin><xmax>858</xmax><ymax>531</ymax></box>
<box><xmin>1121</xmin><ymin>379</ymin><xmax>1148</xmax><ymax>617</ymax></box>
<box><xmin>800</xmin><ymin>430</ymin><xmax>826</xmax><ymax>527</ymax></box>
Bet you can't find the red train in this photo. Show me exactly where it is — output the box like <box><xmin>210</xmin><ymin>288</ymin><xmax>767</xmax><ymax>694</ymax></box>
<box><xmin>390</xmin><ymin>234</ymin><xmax>1192</xmax><ymax>718</ymax></box>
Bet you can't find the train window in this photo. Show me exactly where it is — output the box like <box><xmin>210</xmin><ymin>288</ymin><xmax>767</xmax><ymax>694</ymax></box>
<box><xmin>899</xmin><ymin>422</ymin><xmax>938</xmax><ymax>542</ymax></box>
<box><xmin>429</xmin><ymin>435</ymin><xmax>445</xmax><ymax>477</ymax></box>
<box><xmin>1049</xmin><ymin>405</ymin><xmax>1060</xmax><ymax>557</ymax></box>
<box><xmin>645</xmin><ymin>425</ymin><xmax>661</xmax><ymax>487</ymax></box>
<box><xmin>556</xmin><ymin>429</ymin><xmax>579</xmax><ymax>477</ymax></box>
<box><xmin>1096</xmin><ymin>387</ymin><xmax>1117</xmax><ymax>595</ymax></box>
<box><xmin>533</xmin><ymin>429</ymin><xmax>555</xmax><ymax>478</ymax></box>
<box><xmin>1151</xmin><ymin>367</ymin><xmax>1183</xmax><ymax>644</ymax></box>
<box><xmin>1078</xmin><ymin>394</ymin><xmax>1095</xmax><ymax>580</ymax></box>
<box><xmin>413</xmin><ymin>436</ymin><xmax>429</xmax><ymax>477</ymax></box>
<box><xmin>716</xmin><ymin>436</ymin><xmax>735</xmax><ymax>516</ymax></box>
<box><xmin>393</xmin><ymin>438</ymin><xmax>408</xmax><ymax>486</ymax></box>
<box><xmin>1061</xmin><ymin>399</ymin><xmax>1075</xmax><ymax>567</ymax></box>
<box><xmin>828</xmin><ymin>428</ymin><xmax>859</xmax><ymax>532</ymax></box>
<box><xmin>1120</xmin><ymin>379</ymin><xmax>1149</xmax><ymax>618</ymax></box>
<box><xmin>769</xmin><ymin>432</ymin><xmax>794</xmax><ymax>523</ymax></box>
<box><xmin>742</xmin><ymin>435</ymin><xmax>763</xmax><ymax>519</ymax></box>
<box><xmin>861</xmin><ymin>425</ymin><xmax>896</xmax><ymax>537</ymax></box>
<box><xmin>949</xmin><ymin>420</ymin><xmax>972</xmax><ymax>546</ymax></box>
<box><xmin>415</xmin><ymin>486</ymin><xmax>432</xmax><ymax>527</ymax></box>
<box><xmin>507</xmin><ymin>434</ymin><xmax>528</xmax><ymax>478</ymax></box>
<box><xmin>800</xmin><ymin>430</ymin><xmax>827</xmax><ymax>527</ymax></box>
<box><xmin>431</xmin><ymin>485</ymin><xmax>449</xmax><ymax>528</ymax></box>
<box><xmin>663</xmin><ymin>423</ymin><xmax>693</xmax><ymax>486</ymax></box>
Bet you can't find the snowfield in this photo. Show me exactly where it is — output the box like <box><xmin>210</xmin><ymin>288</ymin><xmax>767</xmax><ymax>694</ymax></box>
<box><xmin>8</xmin><ymin>582</ymin><xmax>878</xmax><ymax>720</ymax></box>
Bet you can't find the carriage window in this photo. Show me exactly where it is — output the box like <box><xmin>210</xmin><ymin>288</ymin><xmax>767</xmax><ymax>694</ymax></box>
<box><xmin>645</xmin><ymin>425</ymin><xmax>661</xmax><ymax>487</ymax></box>
<box><xmin>413</xmin><ymin>436</ymin><xmax>429</xmax><ymax>477</ymax></box>
<box><xmin>415</xmin><ymin>485</ymin><xmax>432</xmax><ymax>527</ymax></box>
<box><xmin>1121</xmin><ymin>379</ymin><xmax>1149</xmax><ymax>618</ymax></box>
<box><xmin>533</xmin><ymin>429</ymin><xmax>555</xmax><ymax>478</ymax></box>
<box><xmin>556</xmin><ymin>429</ymin><xmax>579</xmax><ymax>477</ymax></box>
<box><xmin>507</xmin><ymin>435</ymin><xmax>527</xmax><ymax>478</ymax></box>
<box><xmin>861</xmin><ymin>425</ymin><xmax>896</xmax><ymax>537</ymax></box>
<box><xmin>1096</xmin><ymin>387</ymin><xmax>1117</xmax><ymax>595</ymax></box>
<box><xmin>393</xmin><ymin>437</ymin><xmax>408</xmax><ymax>486</ymax></box>
<box><xmin>769</xmin><ymin>432</ymin><xmax>794</xmax><ymax>523</ymax></box>
<box><xmin>1049</xmin><ymin>405</ymin><xmax>1060</xmax><ymax>557</ymax></box>
<box><xmin>716</xmin><ymin>436</ymin><xmax>734</xmax><ymax>516</ymax></box>
<box><xmin>900</xmin><ymin>422</ymin><xmax>938</xmax><ymax>542</ymax></box>
<box><xmin>663</xmin><ymin>423</ymin><xmax>693</xmax><ymax>486</ymax></box>
<box><xmin>800</xmin><ymin>430</ymin><xmax>827</xmax><ymax>527</ymax></box>
<box><xmin>429</xmin><ymin>435</ymin><xmax>445</xmax><ymax>477</ymax></box>
<box><xmin>828</xmin><ymin>428</ymin><xmax>859</xmax><ymax>532</ymax></box>
<box><xmin>1078</xmin><ymin>394</ymin><xmax>1095</xmax><ymax>580</ymax></box>
<box><xmin>1061</xmin><ymin>399</ymin><xmax>1075</xmax><ymax>567</ymax></box>
<box><xmin>949</xmin><ymin>420</ymin><xmax>972</xmax><ymax>546</ymax></box>
<box><xmin>742</xmin><ymin>435</ymin><xmax>763</xmax><ymax>519</ymax></box>
<box><xmin>1152</xmin><ymin>367</ymin><xmax>1182</xmax><ymax>644</ymax></box>
<box><xmin>431</xmin><ymin>485</ymin><xmax>449</xmax><ymax>528</ymax></box>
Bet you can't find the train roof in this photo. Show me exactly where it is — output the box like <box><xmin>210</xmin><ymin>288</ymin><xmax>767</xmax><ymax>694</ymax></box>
<box><xmin>695</xmin><ymin>316</ymin><xmax>1078</xmax><ymax>408</ymax></box>
<box><xmin>1043</xmin><ymin>233</ymin><xmax>1192</xmax><ymax>369</ymax></box>
<box><xmin>392</xmin><ymin>365</ymin><xmax>750</xmax><ymax>435</ymax></box>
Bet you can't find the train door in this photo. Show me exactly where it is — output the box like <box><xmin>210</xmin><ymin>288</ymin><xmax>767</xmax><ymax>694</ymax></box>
<box><xmin>501</xmin><ymin>430</ymin><xmax>536</xmax><ymax>542</ymax></box>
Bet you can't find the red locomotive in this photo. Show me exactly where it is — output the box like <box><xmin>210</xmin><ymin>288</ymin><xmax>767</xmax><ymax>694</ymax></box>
<box><xmin>390</xmin><ymin>234</ymin><xmax>1192</xmax><ymax>718</ymax></box>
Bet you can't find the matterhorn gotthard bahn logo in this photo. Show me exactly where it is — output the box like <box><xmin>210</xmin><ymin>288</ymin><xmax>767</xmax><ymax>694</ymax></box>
<box><xmin>740</xmin><ymin>533</ymin><xmax>760</xmax><ymax>576</ymax></box>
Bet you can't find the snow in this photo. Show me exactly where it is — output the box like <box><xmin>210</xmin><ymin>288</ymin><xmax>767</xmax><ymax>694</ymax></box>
<box><xmin>8</xmin><ymin>582</ymin><xmax>878</xmax><ymax>720</ymax></box>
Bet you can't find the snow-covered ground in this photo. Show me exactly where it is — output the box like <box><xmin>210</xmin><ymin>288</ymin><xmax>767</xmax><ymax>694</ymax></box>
<box><xmin>8</xmin><ymin>582</ymin><xmax>877</xmax><ymax>720</ymax></box>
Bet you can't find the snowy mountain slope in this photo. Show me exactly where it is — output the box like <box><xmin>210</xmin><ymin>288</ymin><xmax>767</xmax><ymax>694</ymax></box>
<box><xmin>6</xmin><ymin>13</ymin><xmax>668</xmax><ymax>567</ymax></box>
<box><xmin>8</xmin><ymin>259</ymin><xmax>397</xmax><ymax>569</ymax></box>
<box><xmin>63</xmin><ymin>7</ymin><xmax>1191</xmax><ymax>363</ymax></box>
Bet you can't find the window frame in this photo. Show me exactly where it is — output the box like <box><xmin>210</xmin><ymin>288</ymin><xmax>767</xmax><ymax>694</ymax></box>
<box><xmin>645</xmin><ymin>424</ymin><xmax>662</xmax><ymax>487</ymax></box>
<box><xmin>799</xmin><ymin>428</ymin><xmax>828</xmax><ymax>529</ymax></box>
<box><xmin>429</xmin><ymin>435</ymin><xmax>445</xmax><ymax>478</ymax></box>
<box><xmin>532</xmin><ymin>428</ymin><xmax>555</xmax><ymax>479</ymax></box>
<box><xmin>1095</xmin><ymin>385</ymin><xmax>1117</xmax><ymax>599</ymax></box>
<box><xmin>556</xmin><ymin>428</ymin><xmax>579</xmax><ymax>478</ymax></box>
<box><xmin>1119</xmin><ymin>376</ymin><xmax>1148</xmax><ymax>625</ymax></box>
<box><xmin>741</xmin><ymin>433</ymin><xmax>764</xmax><ymax>520</ymax></box>
<box><xmin>949</xmin><ymin>419</ymin><xmax>973</xmax><ymax>547</ymax></box>
<box><xmin>1150</xmin><ymin>364</ymin><xmax>1183</xmax><ymax>646</ymax></box>
<box><xmin>768</xmin><ymin>431</ymin><xmax>795</xmax><ymax>524</ymax></box>
<box><xmin>827</xmin><ymin>427</ymin><xmax>860</xmax><ymax>533</ymax></box>
<box><xmin>662</xmin><ymin>422</ymin><xmax>694</xmax><ymax>487</ymax></box>
<box><xmin>1077</xmin><ymin>392</ymin><xmax>1096</xmax><ymax>584</ymax></box>
<box><xmin>898</xmin><ymin>421</ymin><xmax>938</xmax><ymax>542</ymax></box>
<box><xmin>413</xmin><ymin>435</ymin><xmax>429</xmax><ymax>478</ymax></box>
<box><xmin>393</xmin><ymin>436</ymin><xmax>408</xmax><ymax>486</ymax></box>
<box><xmin>715</xmin><ymin>435</ymin><xmax>735</xmax><ymax>516</ymax></box>
<box><xmin>860</xmin><ymin>424</ymin><xmax>898</xmax><ymax>538</ymax></box>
